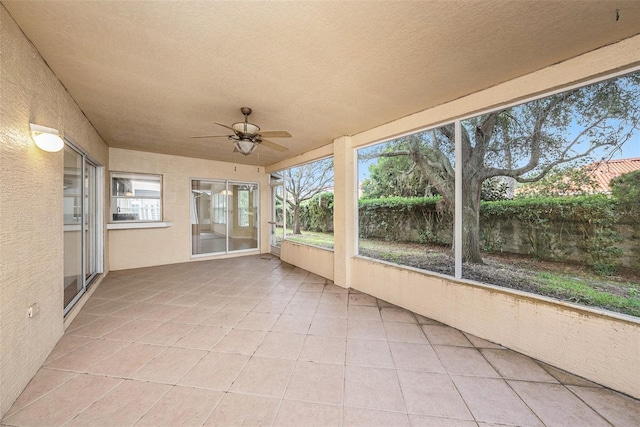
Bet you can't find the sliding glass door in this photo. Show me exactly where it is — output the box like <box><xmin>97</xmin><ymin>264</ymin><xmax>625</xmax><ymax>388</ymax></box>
<box><xmin>64</xmin><ymin>143</ymin><xmax>101</xmax><ymax>314</ymax></box>
<box><xmin>191</xmin><ymin>179</ymin><xmax>258</xmax><ymax>256</ymax></box>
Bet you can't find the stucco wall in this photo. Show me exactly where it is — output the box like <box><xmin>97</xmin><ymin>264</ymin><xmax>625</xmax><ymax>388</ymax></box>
<box><xmin>0</xmin><ymin>5</ymin><xmax>109</xmax><ymax>418</ymax></box>
<box><xmin>281</xmin><ymin>241</ymin><xmax>334</xmax><ymax>281</ymax></box>
<box><xmin>108</xmin><ymin>148</ymin><xmax>270</xmax><ymax>270</ymax></box>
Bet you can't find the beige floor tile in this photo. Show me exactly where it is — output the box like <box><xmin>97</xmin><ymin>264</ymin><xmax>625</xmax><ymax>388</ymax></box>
<box><xmin>271</xmin><ymin>314</ymin><xmax>313</xmax><ymax>334</ymax></box>
<box><xmin>451</xmin><ymin>375</ymin><xmax>542</xmax><ymax>426</ymax></box>
<box><xmin>315</xmin><ymin>302</ymin><xmax>347</xmax><ymax>319</ymax></box>
<box><xmin>2</xmin><ymin>374</ymin><xmax>122</xmax><ymax>427</ymax></box>
<box><xmin>265</xmin><ymin>290</ymin><xmax>296</xmax><ymax>301</ymax></box>
<box><xmin>65</xmin><ymin>379</ymin><xmax>170</xmax><ymax>427</ymax></box>
<box><xmin>319</xmin><ymin>293</ymin><xmax>349</xmax><ymax>305</ymax></box>
<box><xmin>380</xmin><ymin>306</ymin><xmax>418</xmax><ymax>323</ymax></box>
<box><xmin>568</xmin><ymin>385</ymin><xmax>640</xmax><ymax>427</ymax></box>
<box><xmin>87</xmin><ymin>343</ymin><xmax>166</xmax><ymax>377</ymax></box>
<box><xmin>174</xmin><ymin>325</ymin><xmax>230</xmax><ymax>350</ymax></box>
<box><xmin>481</xmin><ymin>349</ymin><xmax>558</xmax><ymax>382</ymax></box>
<box><xmin>213</xmin><ymin>329</ymin><xmax>267</xmax><ymax>355</ymax></box>
<box><xmin>509</xmin><ymin>381</ymin><xmax>608</xmax><ymax>426</ymax></box>
<box><xmin>434</xmin><ymin>345</ymin><xmax>500</xmax><ymax>377</ymax></box>
<box><xmin>231</xmin><ymin>356</ymin><xmax>296</xmax><ymax>397</ymax></box>
<box><xmin>118</xmin><ymin>290</ymin><xmax>162</xmax><ymax>303</ymax></box>
<box><xmin>309</xmin><ymin>316</ymin><xmax>348</xmax><ymax>337</ymax></box>
<box><xmin>384</xmin><ymin>321</ymin><xmax>428</xmax><ymax>343</ymax></box>
<box><xmin>81</xmin><ymin>299</ymin><xmax>134</xmax><ymax>316</ymax></box>
<box><xmin>422</xmin><ymin>324</ymin><xmax>473</xmax><ymax>346</ymax></box>
<box><xmin>67</xmin><ymin>315</ymin><xmax>133</xmax><ymax>338</ymax></box>
<box><xmin>274</xmin><ymin>400</ymin><xmax>342</xmax><ymax>427</ymax></box>
<box><xmin>540</xmin><ymin>363</ymin><xmax>601</xmax><ymax>387</ymax></box>
<box><xmin>255</xmin><ymin>332</ymin><xmax>305</xmax><ymax>359</ymax></box>
<box><xmin>347</xmin><ymin>339</ymin><xmax>394</xmax><ymax>368</ymax></box>
<box><xmin>464</xmin><ymin>332</ymin><xmax>504</xmax><ymax>349</ymax></box>
<box><xmin>142</xmin><ymin>291</ymin><xmax>182</xmax><ymax>305</ymax></box>
<box><xmin>344</xmin><ymin>366</ymin><xmax>405</xmax><ymax>412</ymax></box>
<box><xmin>179</xmin><ymin>351</ymin><xmax>249</xmax><ymax>390</ymax></box>
<box><xmin>202</xmin><ymin>309</ymin><xmax>249</xmax><ymax>327</ymax></box>
<box><xmin>224</xmin><ymin>297</ymin><xmax>262</xmax><ymax>311</ymax></box>
<box><xmin>130</xmin><ymin>347</ymin><xmax>207</xmax><ymax>384</ymax></box>
<box><xmin>414</xmin><ymin>314</ymin><xmax>442</xmax><ymax>325</ymax></box>
<box><xmin>135</xmin><ymin>386</ymin><xmax>223</xmax><ymax>426</ymax></box>
<box><xmin>299</xmin><ymin>282</ymin><xmax>326</xmax><ymax>292</ymax></box>
<box><xmin>347</xmin><ymin>319</ymin><xmax>386</xmax><ymax>340</ymax></box>
<box><xmin>389</xmin><ymin>342</ymin><xmax>446</xmax><ymax>373</ymax></box>
<box><xmin>4</xmin><ymin>369</ymin><xmax>76</xmax><ymax>417</ymax></box>
<box><xmin>137</xmin><ymin>321</ymin><xmax>195</xmax><ymax>346</ymax></box>
<box><xmin>291</xmin><ymin>291</ymin><xmax>322</xmax><ymax>304</ymax></box>
<box><xmin>348</xmin><ymin>293</ymin><xmax>378</xmax><ymax>306</ymax></box>
<box><xmin>65</xmin><ymin>313</ymin><xmax>101</xmax><ymax>332</ymax></box>
<box><xmin>166</xmin><ymin>293</ymin><xmax>207</xmax><ymax>306</ymax></box>
<box><xmin>109</xmin><ymin>302</ymin><xmax>160</xmax><ymax>319</ymax></box>
<box><xmin>285</xmin><ymin>361</ymin><xmax>345</xmax><ymax>404</ymax></box>
<box><xmin>408</xmin><ymin>415</ymin><xmax>478</xmax><ymax>426</ymax></box>
<box><xmin>45</xmin><ymin>338</ymin><xmax>128</xmax><ymax>372</ymax></box>
<box><xmin>252</xmin><ymin>299</ymin><xmax>289</xmax><ymax>314</ymax></box>
<box><xmin>204</xmin><ymin>393</ymin><xmax>280</xmax><ymax>426</ymax></box>
<box><xmin>283</xmin><ymin>301</ymin><xmax>318</xmax><ymax>316</ymax></box>
<box><xmin>299</xmin><ymin>335</ymin><xmax>347</xmax><ymax>364</ymax></box>
<box><xmin>343</xmin><ymin>407</ymin><xmax>410</xmax><ymax>426</ymax></box>
<box><xmin>324</xmin><ymin>283</ymin><xmax>348</xmax><ymax>293</ymax></box>
<box><xmin>236</xmin><ymin>312</ymin><xmax>280</xmax><ymax>331</ymax></box>
<box><xmin>397</xmin><ymin>371</ymin><xmax>472</xmax><ymax>419</ymax></box>
<box><xmin>102</xmin><ymin>319</ymin><xmax>164</xmax><ymax>342</ymax></box>
<box><xmin>196</xmin><ymin>295</ymin><xmax>236</xmax><ymax>310</ymax></box>
<box><xmin>347</xmin><ymin>305</ymin><xmax>381</xmax><ymax>320</ymax></box>
<box><xmin>170</xmin><ymin>306</ymin><xmax>220</xmax><ymax>325</ymax></box>
<box><xmin>44</xmin><ymin>335</ymin><xmax>93</xmax><ymax>364</ymax></box>
<box><xmin>138</xmin><ymin>304</ymin><xmax>189</xmax><ymax>321</ymax></box>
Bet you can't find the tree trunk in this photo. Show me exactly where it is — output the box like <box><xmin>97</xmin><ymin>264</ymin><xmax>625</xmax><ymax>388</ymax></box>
<box><xmin>461</xmin><ymin>181</ymin><xmax>484</xmax><ymax>264</ymax></box>
<box><xmin>293</xmin><ymin>205</ymin><xmax>302</xmax><ymax>234</ymax></box>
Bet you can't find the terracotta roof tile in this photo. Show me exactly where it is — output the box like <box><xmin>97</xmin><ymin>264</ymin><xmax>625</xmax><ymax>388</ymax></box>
<box><xmin>584</xmin><ymin>157</ymin><xmax>640</xmax><ymax>193</ymax></box>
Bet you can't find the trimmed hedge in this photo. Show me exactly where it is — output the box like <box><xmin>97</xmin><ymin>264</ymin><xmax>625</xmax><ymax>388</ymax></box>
<box><xmin>299</xmin><ymin>193</ymin><xmax>639</xmax><ymax>274</ymax></box>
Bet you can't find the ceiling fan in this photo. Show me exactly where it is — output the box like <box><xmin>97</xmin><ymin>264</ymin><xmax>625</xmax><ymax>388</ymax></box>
<box><xmin>192</xmin><ymin>107</ymin><xmax>291</xmax><ymax>155</ymax></box>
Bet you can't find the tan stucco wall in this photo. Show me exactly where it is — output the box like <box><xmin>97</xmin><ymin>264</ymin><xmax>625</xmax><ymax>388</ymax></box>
<box><xmin>108</xmin><ymin>148</ymin><xmax>269</xmax><ymax>270</ymax></box>
<box><xmin>281</xmin><ymin>241</ymin><xmax>334</xmax><ymax>281</ymax></box>
<box><xmin>0</xmin><ymin>5</ymin><xmax>109</xmax><ymax>418</ymax></box>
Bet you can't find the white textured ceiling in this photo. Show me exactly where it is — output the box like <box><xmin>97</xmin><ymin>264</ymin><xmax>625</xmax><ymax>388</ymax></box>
<box><xmin>4</xmin><ymin>1</ymin><xmax>640</xmax><ymax>166</ymax></box>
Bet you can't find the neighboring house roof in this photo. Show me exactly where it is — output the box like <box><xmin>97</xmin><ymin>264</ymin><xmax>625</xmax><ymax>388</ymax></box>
<box><xmin>584</xmin><ymin>157</ymin><xmax>640</xmax><ymax>193</ymax></box>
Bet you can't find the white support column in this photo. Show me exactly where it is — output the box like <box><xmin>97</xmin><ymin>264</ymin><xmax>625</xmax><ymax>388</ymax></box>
<box><xmin>333</xmin><ymin>135</ymin><xmax>355</xmax><ymax>288</ymax></box>
<box><xmin>454</xmin><ymin>120</ymin><xmax>462</xmax><ymax>279</ymax></box>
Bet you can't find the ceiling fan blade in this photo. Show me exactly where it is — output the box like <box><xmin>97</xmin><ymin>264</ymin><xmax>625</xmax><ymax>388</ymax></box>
<box><xmin>191</xmin><ymin>135</ymin><xmax>230</xmax><ymax>139</ymax></box>
<box><xmin>258</xmin><ymin>130</ymin><xmax>292</xmax><ymax>138</ymax></box>
<box><xmin>214</xmin><ymin>122</ymin><xmax>236</xmax><ymax>132</ymax></box>
<box><xmin>259</xmin><ymin>139</ymin><xmax>288</xmax><ymax>152</ymax></box>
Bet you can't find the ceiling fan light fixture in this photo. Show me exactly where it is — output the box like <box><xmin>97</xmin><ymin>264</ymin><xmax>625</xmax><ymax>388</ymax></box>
<box><xmin>234</xmin><ymin>139</ymin><xmax>257</xmax><ymax>155</ymax></box>
<box><xmin>232</xmin><ymin>122</ymin><xmax>260</xmax><ymax>136</ymax></box>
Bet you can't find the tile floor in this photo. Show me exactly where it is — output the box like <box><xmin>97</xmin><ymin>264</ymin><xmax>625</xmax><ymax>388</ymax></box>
<box><xmin>3</xmin><ymin>254</ymin><xmax>640</xmax><ymax>426</ymax></box>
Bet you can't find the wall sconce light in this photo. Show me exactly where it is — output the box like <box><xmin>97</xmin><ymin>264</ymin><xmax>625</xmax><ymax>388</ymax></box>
<box><xmin>30</xmin><ymin>123</ymin><xmax>64</xmax><ymax>152</ymax></box>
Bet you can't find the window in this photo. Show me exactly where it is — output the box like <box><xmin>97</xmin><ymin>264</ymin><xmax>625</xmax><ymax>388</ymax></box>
<box><xmin>64</xmin><ymin>142</ymin><xmax>103</xmax><ymax>314</ymax></box>
<box><xmin>357</xmin><ymin>125</ymin><xmax>455</xmax><ymax>276</ymax></box>
<box><xmin>279</xmin><ymin>157</ymin><xmax>335</xmax><ymax>249</ymax></box>
<box><xmin>111</xmin><ymin>172</ymin><xmax>162</xmax><ymax>222</ymax></box>
<box><xmin>191</xmin><ymin>179</ymin><xmax>258</xmax><ymax>255</ymax></box>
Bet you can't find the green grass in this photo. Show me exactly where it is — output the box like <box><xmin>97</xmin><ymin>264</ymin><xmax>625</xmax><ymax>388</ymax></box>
<box><xmin>283</xmin><ymin>229</ymin><xmax>334</xmax><ymax>249</ymax></box>
<box><xmin>537</xmin><ymin>272</ymin><xmax>640</xmax><ymax>317</ymax></box>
